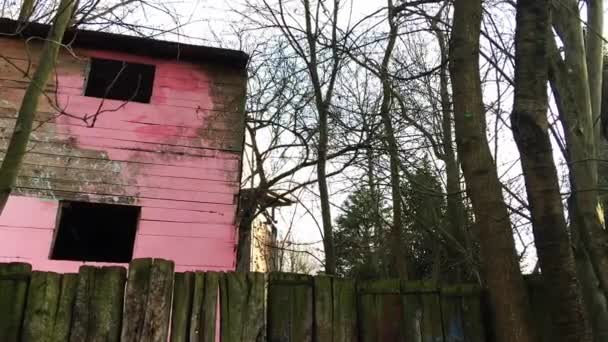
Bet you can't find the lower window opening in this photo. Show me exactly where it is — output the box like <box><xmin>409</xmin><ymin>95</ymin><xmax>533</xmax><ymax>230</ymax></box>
<box><xmin>50</xmin><ymin>201</ymin><xmax>140</xmax><ymax>263</ymax></box>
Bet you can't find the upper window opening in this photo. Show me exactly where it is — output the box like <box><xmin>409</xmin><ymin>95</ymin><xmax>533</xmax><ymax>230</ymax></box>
<box><xmin>50</xmin><ymin>201</ymin><xmax>140</xmax><ymax>263</ymax></box>
<box><xmin>84</xmin><ymin>58</ymin><xmax>155</xmax><ymax>103</ymax></box>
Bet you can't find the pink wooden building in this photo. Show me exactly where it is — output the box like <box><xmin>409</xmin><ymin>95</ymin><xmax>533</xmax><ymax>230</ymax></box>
<box><xmin>0</xmin><ymin>19</ymin><xmax>247</xmax><ymax>272</ymax></box>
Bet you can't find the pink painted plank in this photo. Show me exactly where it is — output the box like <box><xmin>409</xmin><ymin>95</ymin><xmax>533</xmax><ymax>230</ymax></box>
<box><xmin>0</xmin><ymin>257</ymin><xmax>127</xmax><ymax>273</ymax></box>
<box><xmin>137</xmin><ymin>221</ymin><xmax>235</xmax><ymax>241</ymax></box>
<box><xmin>137</xmin><ymin>198</ymin><xmax>237</xmax><ymax>212</ymax></box>
<box><xmin>140</xmin><ymin>207</ymin><xmax>235</xmax><ymax>224</ymax></box>
<box><xmin>0</xmin><ymin>196</ymin><xmax>58</xmax><ymax>228</ymax></box>
<box><xmin>0</xmin><ymin>227</ymin><xmax>53</xmax><ymax>259</ymax></box>
<box><xmin>133</xmin><ymin>235</ymin><xmax>235</xmax><ymax>267</ymax></box>
<box><xmin>175</xmin><ymin>265</ymin><xmax>235</xmax><ymax>272</ymax></box>
<box><xmin>18</xmin><ymin>159</ymin><xmax>238</xmax><ymax>182</ymax></box>
<box><xmin>17</xmin><ymin>180</ymin><xmax>237</xmax><ymax>204</ymax></box>
<box><xmin>56</xmin><ymin>94</ymin><xmax>232</xmax><ymax>127</ymax></box>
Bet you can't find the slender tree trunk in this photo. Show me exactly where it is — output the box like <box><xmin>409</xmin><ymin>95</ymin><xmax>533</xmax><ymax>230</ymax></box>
<box><xmin>18</xmin><ymin>0</ymin><xmax>36</xmax><ymax>21</ymax></box>
<box><xmin>511</xmin><ymin>1</ymin><xmax>591</xmax><ymax>340</ymax></box>
<box><xmin>0</xmin><ymin>0</ymin><xmax>76</xmax><ymax>213</ymax></box>
<box><xmin>550</xmin><ymin>0</ymin><xmax>608</xmax><ymax>305</ymax></box>
<box><xmin>380</xmin><ymin>1</ymin><xmax>407</xmax><ymax>279</ymax></box>
<box><xmin>433</xmin><ymin>17</ymin><xmax>468</xmax><ymax>283</ymax></box>
<box><xmin>301</xmin><ymin>0</ymin><xmax>339</xmax><ymax>275</ymax></box>
<box><xmin>587</xmin><ymin>0</ymin><xmax>603</xmax><ymax>147</ymax></box>
<box><xmin>449</xmin><ymin>1</ymin><xmax>536</xmax><ymax>341</ymax></box>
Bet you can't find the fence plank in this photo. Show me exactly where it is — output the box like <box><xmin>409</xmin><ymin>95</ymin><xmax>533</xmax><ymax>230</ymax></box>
<box><xmin>201</xmin><ymin>272</ymin><xmax>220</xmax><ymax>342</ymax></box>
<box><xmin>358</xmin><ymin>279</ymin><xmax>404</xmax><ymax>342</ymax></box>
<box><xmin>221</xmin><ymin>272</ymin><xmax>265</xmax><ymax>342</ymax></box>
<box><xmin>421</xmin><ymin>293</ymin><xmax>443</xmax><ymax>342</ymax></box>
<box><xmin>171</xmin><ymin>272</ymin><xmax>194</xmax><ymax>342</ymax></box>
<box><xmin>457</xmin><ymin>285</ymin><xmax>485</xmax><ymax>342</ymax></box>
<box><xmin>0</xmin><ymin>262</ymin><xmax>31</xmax><ymax>342</ymax></box>
<box><xmin>141</xmin><ymin>259</ymin><xmax>175</xmax><ymax>342</ymax></box>
<box><xmin>268</xmin><ymin>273</ymin><xmax>313</xmax><ymax>342</ymax></box>
<box><xmin>188</xmin><ymin>272</ymin><xmax>206</xmax><ymax>341</ymax></box>
<box><xmin>22</xmin><ymin>271</ymin><xmax>61</xmax><ymax>342</ymax></box>
<box><xmin>50</xmin><ymin>274</ymin><xmax>78</xmax><ymax>342</ymax></box>
<box><xmin>441</xmin><ymin>288</ymin><xmax>465</xmax><ymax>342</ymax></box>
<box><xmin>314</xmin><ymin>276</ymin><xmax>333</xmax><ymax>342</ymax></box>
<box><xmin>121</xmin><ymin>258</ymin><xmax>153</xmax><ymax>342</ymax></box>
<box><xmin>313</xmin><ymin>276</ymin><xmax>358</xmax><ymax>342</ymax></box>
<box><xmin>69</xmin><ymin>266</ymin><xmax>126</xmax><ymax>342</ymax></box>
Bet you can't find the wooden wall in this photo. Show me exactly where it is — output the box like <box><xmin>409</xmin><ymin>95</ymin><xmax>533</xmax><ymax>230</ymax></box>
<box><xmin>0</xmin><ymin>37</ymin><xmax>247</xmax><ymax>272</ymax></box>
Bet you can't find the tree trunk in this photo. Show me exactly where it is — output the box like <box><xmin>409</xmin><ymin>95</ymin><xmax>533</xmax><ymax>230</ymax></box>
<box><xmin>0</xmin><ymin>0</ymin><xmax>76</xmax><ymax>213</ymax></box>
<box><xmin>18</xmin><ymin>0</ymin><xmax>36</xmax><ymax>21</ymax></box>
<box><xmin>550</xmin><ymin>0</ymin><xmax>608</xmax><ymax>306</ymax></box>
<box><xmin>433</xmin><ymin>16</ymin><xmax>468</xmax><ymax>283</ymax></box>
<box><xmin>381</xmin><ymin>1</ymin><xmax>408</xmax><ymax>279</ymax></box>
<box><xmin>449</xmin><ymin>0</ymin><xmax>537</xmax><ymax>341</ymax></box>
<box><xmin>511</xmin><ymin>1</ymin><xmax>591</xmax><ymax>340</ymax></box>
<box><xmin>586</xmin><ymin>0</ymin><xmax>603</xmax><ymax>147</ymax></box>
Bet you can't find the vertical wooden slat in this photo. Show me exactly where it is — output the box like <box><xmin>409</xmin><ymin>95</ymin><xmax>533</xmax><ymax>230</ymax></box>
<box><xmin>458</xmin><ymin>285</ymin><xmax>485</xmax><ymax>342</ymax></box>
<box><xmin>221</xmin><ymin>272</ymin><xmax>265</xmax><ymax>342</ymax></box>
<box><xmin>188</xmin><ymin>272</ymin><xmax>206</xmax><ymax>341</ymax></box>
<box><xmin>314</xmin><ymin>276</ymin><xmax>333</xmax><ymax>342</ymax></box>
<box><xmin>358</xmin><ymin>279</ymin><xmax>404</xmax><ymax>342</ymax></box>
<box><xmin>21</xmin><ymin>271</ymin><xmax>61</xmax><ymax>342</ymax></box>
<box><xmin>402</xmin><ymin>292</ymin><xmax>423</xmax><ymax>342</ymax></box>
<box><xmin>201</xmin><ymin>272</ymin><xmax>220</xmax><ymax>342</ymax></box>
<box><xmin>141</xmin><ymin>259</ymin><xmax>175</xmax><ymax>342</ymax></box>
<box><xmin>50</xmin><ymin>274</ymin><xmax>78</xmax><ymax>342</ymax></box>
<box><xmin>171</xmin><ymin>272</ymin><xmax>194</xmax><ymax>342</ymax></box>
<box><xmin>121</xmin><ymin>258</ymin><xmax>174</xmax><ymax>342</ymax></box>
<box><xmin>121</xmin><ymin>258</ymin><xmax>153</xmax><ymax>342</ymax></box>
<box><xmin>421</xmin><ymin>293</ymin><xmax>443</xmax><ymax>342</ymax></box>
<box><xmin>0</xmin><ymin>262</ymin><xmax>31</xmax><ymax>342</ymax></box>
<box><xmin>332</xmin><ymin>278</ymin><xmax>357</xmax><ymax>342</ymax></box>
<box><xmin>441</xmin><ymin>287</ymin><xmax>466</xmax><ymax>342</ymax></box>
<box><xmin>268</xmin><ymin>273</ymin><xmax>313</xmax><ymax>342</ymax></box>
<box><xmin>69</xmin><ymin>266</ymin><xmax>126</xmax><ymax>342</ymax></box>
<box><xmin>313</xmin><ymin>276</ymin><xmax>358</xmax><ymax>342</ymax></box>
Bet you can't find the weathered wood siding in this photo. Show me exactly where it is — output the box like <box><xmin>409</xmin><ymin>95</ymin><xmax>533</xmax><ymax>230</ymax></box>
<box><xmin>0</xmin><ymin>37</ymin><xmax>246</xmax><ymax>272</ymax></box>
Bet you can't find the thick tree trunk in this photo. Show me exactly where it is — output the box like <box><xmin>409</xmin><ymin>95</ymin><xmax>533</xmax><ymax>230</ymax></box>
<box><xmin>0</xmin><ymin>0</ymin><xmax>76</xmax><ymax>213</ymax></box>
<box><xmin>511</xmin><ymin>1</ymin><xmax>591</xmax><ymax>341</ymax></box>
<box><xmin>449</xmin><ymin>1</ymin><xmax>536</xmax><ymax>341</ymax></box>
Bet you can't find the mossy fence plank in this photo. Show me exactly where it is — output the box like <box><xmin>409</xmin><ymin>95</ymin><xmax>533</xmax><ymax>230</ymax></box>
<box><xmin>268</xmin><ymin>272</ymin><xmax>313</xmax><ymax>342</ymax></box>
<box><xmin>69</xmin><ymin>266</ymin><xmax>126</xmax><ymax>342</ymax></box>
<box><xmin>0</xmin><ymin>262</ymin><xmax>31</xmax><ymax>342</ymax></box>
<box><xmin>21</xmin><ymin>271</ymin><xmax>61</xmax><ymax>342</ymax></box>
<box><xmin>201</xmin><ymin>272</ymin><xmax>220</xmax><ymax>342</ymax></box>
<box><xmin>50</xmin><ymin>274</ymin><xmax>78</xmax><ymax>342</ymax></box>
<box><xmin>171</xmin><ymin>272</ymin><xmax>194</xmax><ymax>342</ymax></box>
<box><xmin>358</xmin><ymin>279</ymin><xmax>404</xmax><ymax>342</ymax></box>
<box><xmin>221</xmin><ymin>272</ymin><xmax>265</xmax><ymax>342</ymax></box>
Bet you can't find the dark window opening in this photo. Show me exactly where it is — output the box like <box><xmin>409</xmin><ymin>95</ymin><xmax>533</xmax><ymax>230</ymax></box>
<box><xmin>84</xmin><ymin>58</ymin><xmax>155</xmax><ymax>103</ymax></box>
<box><xmin>51</xmin><ymin>201</ymin><xmax>140</xmax><ymax>263</ymax></box>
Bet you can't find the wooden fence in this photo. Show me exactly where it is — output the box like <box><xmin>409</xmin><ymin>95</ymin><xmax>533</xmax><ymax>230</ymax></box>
<box><xmin>0</xmin><ymin>258</ymin><xmax>486</xmax><ymax>342</ymax></box>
